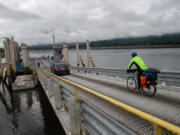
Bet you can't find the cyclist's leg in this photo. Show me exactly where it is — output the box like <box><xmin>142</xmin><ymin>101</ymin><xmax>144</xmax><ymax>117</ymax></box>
<box><xmin>137</xmin><ymin>70</ymin><xmax>143</xmax><ymax>90</ymax></box>
<box><xmin>137</xmin><ymin>71</ymin><xmax>141</xmax><ymax>89</ymax></box>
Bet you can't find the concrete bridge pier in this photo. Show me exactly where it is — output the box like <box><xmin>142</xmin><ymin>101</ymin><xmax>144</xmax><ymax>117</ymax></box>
<box><xmin>3</xmin><ymin>39</ymin><xmax>12</xmax><ymax>77</ymax></box>
<box><xmin>3</xmin><ymin>37</ymin><xmax>17</xmax><ymax>85</ymax></box>
<box><xmin>63</xmin><ymin>43</ymin><xmax>69</xmax><ymax>65</ymax></box>
<box><xmin>21</xmin><ymin>43</ymin><xmax>30</xmax><ymax>69</ymax></box>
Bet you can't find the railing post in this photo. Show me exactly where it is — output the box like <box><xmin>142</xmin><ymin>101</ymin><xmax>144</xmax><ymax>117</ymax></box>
<box><xmin>45</xmin><ymin>76</ymin><xmax>49</xmax><ymax>91</ymax></box>
<box><xmin>50</xmin><ymin>77</ymin><xmax>54</xmax><ymax>97</ymax></box>
<box><xmin>55</xmin><ymin>80</ymin><xmax>62</xmax><ymax>110</ymax></box>
<box><xmin>68</xmin><ymin>97</ymin><xmax>81</xmax><ymax>135</ymax></box>
<box><xmin>154</xmin><ymin>124</ymin><xmax>162</xmax><ymax>135</ymax></box>
<box><xmin>41</xmin><ymin>72</ymin><xmax>44</xmax><ymax>83</ymax></box>
<box><xmin>75</xmin><ymin>86</ymin><xmax>79</xmax><ymax>101</ymax></box>
<box><xmin>48</xmin><ymin>77</ymin><xmax>52</xmax><ymax>96</ymax></box>
<box><xmin>48</xmin><ymin>78</ymin><xmax>54</xmax><ymax>97</ymax></box>
<box><xmin>42</xmin><ymin>71</ymin><xmax>47</xmax><ymax>90</ymax></box>
<box><xmin>40</xmin><ymin>72</ymin><xmax>44</xmax><ymax>87</ymax></box>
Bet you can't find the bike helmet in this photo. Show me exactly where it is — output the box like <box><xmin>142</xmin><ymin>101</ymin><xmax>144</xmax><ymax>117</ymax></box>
<box><xmin>131</xmin><ymin>52</ymin><xmax>137</xmax><ymax>57</ymax></box>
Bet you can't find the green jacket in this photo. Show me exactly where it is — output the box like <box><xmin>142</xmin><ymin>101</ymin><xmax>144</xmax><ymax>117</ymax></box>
<box><xmin>127</xmin><ymin>56</ymin><xmax>148</xmax><ymax>70</ymax></box>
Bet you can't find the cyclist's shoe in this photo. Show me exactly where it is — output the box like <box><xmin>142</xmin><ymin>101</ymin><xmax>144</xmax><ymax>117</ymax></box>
<box><xmin>135</xmin><ymin>89</ymin><xmax>141</xmax><ymax>93</ymax></box>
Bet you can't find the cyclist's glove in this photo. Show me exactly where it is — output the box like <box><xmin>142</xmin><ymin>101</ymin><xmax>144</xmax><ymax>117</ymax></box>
<box><xmin>126</xmin><ymin>69</ymin><xmax>130</xmax><ymax>73</ymax></box>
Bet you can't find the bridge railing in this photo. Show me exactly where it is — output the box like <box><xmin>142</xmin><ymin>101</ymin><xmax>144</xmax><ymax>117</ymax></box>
<box><xmin>36</xmin><ymin>68</ymin><xmax>180</xmax><ymax>135</ymax></box>
<box><xmin>71</xmin><ymin>66</ymin><xmax>180</xmax><ymax>87</ymax></box>
<box><xmin>36</xmin><ymin>68</ymin><xmax>135</xmax><ymax>135</ymax></box>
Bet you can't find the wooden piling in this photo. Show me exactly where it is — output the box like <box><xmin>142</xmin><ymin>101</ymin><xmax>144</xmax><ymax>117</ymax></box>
<box><xmin>86</xmin><ymin>40</ymin><xmax>90</xmax><ymax>68</ymax></box>
<box><xmin>76</xmin><ymin>41</ymin><xmax>80</xmax><ymax>67</ymax></box>
<box><xmin>90</xmin><ymin>56</ymin><xmax>95</xmax><ymax>68</ymax></box>
<box><xmin>80</xmin><ymin>56</ymin><xmax>85</xmax><ymax>67</ymax></box>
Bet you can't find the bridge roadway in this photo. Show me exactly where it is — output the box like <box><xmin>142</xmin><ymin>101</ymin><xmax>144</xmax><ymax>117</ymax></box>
<box><xmin>31</xmin><ymin>58</ymin><xmax>180</xmax><ymax>135</ymax></box>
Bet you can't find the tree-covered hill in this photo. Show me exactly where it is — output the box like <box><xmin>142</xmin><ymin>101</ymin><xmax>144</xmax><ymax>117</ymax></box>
<box><xmin>90</xmin><ymin>33</ymin><xmax>180</xmax><ymax>48</ymax></box>
<box><xmin>29</xmin><ymin>32</ymin><xmax>180</xmax><ymax>50</ymax></box>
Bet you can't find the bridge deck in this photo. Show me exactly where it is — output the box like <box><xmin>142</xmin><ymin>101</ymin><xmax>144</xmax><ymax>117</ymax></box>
<box><xmin>32</xmin><ymin>58</ymin><xmax>180</xmax><ymax>135</ymax></box>
<box><xmin>63</xmin><ymin>72</ymin><xmax>180</xmax><ymax>126</ymax></box>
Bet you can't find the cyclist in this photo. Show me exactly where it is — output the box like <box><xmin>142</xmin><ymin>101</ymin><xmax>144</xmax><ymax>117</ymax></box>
<box><xmin>127</xmin><ymin>52</ymin><xmax>148</xmax><ymax>92</ymax></box>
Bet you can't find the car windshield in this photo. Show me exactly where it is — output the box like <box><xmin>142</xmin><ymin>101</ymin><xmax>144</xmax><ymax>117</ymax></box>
<box><xmin>55</xmin><ymin>63</ymin><xmax>66</xmax><ymax>68</ymax></box>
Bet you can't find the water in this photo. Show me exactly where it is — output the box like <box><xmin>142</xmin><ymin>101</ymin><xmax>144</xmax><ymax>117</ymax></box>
<box><xmin>30</xmin><ymin>48</ymin><xmax>180</xmax><ymax>71</ymax></box>
<box><xmin>0</xmin><ymin>81</ymin><xmax>65</xmax><ymax>135</ymax></box>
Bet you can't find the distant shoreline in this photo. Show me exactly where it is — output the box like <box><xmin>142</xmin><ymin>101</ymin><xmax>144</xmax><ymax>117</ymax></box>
<box><xmin>90</xmin><ymin>44</ymin><xmax>180</xmax><ymax>49</ymax></box>
<box><xmin>29</xmin><ymin>44</ymin><xmax>180</xmax><ymax>50</ymax></box>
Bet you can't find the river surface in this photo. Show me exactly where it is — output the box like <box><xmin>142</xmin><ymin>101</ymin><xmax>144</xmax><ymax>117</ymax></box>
<box><xmin>0</xmin><ymin>82</ymin><xmax>65</xmax><ymax>135</ymax></box>
<box><xmin>30</xmin><ymin>48</ymin><xmax>180</xmax><ymax>71</ymax></box>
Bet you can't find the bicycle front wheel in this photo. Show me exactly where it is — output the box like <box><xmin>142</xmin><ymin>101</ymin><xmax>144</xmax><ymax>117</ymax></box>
<box><xmin>142</xmin><ymin>84</ymin><xmax>157</xmax><ymax>97</ymax></box>
<box><xmin>127</xmin><ymin>76</ymin><xmax>137</xmax><ymax>92</ymax></box>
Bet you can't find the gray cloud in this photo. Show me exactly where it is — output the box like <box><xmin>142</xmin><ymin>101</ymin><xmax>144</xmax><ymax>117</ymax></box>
<box><xmin>0</xmin><ymin>0</ymin><xmax>180</xmax><ymax>46</ymax></box>
<box><xmin>0</xmin><ymin>3</ymin><xmax>41</xmax><ymax>21</ymax></box>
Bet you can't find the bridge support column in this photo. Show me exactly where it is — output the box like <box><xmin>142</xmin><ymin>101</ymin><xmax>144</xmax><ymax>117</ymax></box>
<box><xmin>68</xmin><ymin>97</ymin><xmax>81</xmax><ymax>135</ymax></box>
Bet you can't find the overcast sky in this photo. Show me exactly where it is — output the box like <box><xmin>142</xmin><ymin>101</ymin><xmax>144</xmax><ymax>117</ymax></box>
<box><xmin>0</xmin><ymin>0</ymin><xmax>180</xmax><ymax>46</ymax></box>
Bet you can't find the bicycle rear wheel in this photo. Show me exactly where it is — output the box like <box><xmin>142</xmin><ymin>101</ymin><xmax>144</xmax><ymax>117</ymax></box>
<box><xmin>127</xmin><ymin>77</ymin><xmax>137</xmax><ymax>92</ymax></box>
<box><xmin>142</xmin><ymin>84</ymin><xmax>157</xmax><ymax>97</ymax></box>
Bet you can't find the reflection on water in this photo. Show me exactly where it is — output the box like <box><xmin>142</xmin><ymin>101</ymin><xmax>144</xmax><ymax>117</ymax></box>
<box><xmin>0</xmin><ymin>80</ymin><xmax>65</xmax><ymax>135</ymax></box>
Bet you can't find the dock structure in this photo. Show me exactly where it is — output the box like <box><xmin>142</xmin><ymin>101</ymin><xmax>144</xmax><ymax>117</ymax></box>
<box><xmin>1</xmin><ymin>37</ymin><xmax>33</xmax><ymax>90</ymax></box>
<box><xmin>1</xmin><ymin>37</ymin><xmax>21</xmax><ymax>86</ymax></box>
<box><xmin>12</xmin><ymin>75</ymin><xmax>35</xmax><ymax>91</ymax></box>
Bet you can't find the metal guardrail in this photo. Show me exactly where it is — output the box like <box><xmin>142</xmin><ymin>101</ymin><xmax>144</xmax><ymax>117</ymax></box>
<box><xmin>60</xmin><ymin>87</ymin><xmax>135</xmax><ymax>135</ymax></box>
<box><xmin>37</xmin><ymin>69</ymin><xmax>134</xmax><ymax>135</ymax></box>
<box><xmin>36</xmin><ymin>68</ymin><xmax>180</xmax><ymax>135</ymax></box>
<box><xmin>80</xmin><ymin>101</ymin><xmax>136</xmax><ymax>135</ymax></box>
<box><xmin>70</xmin><ymin>66</ymin><xmax>180</xmax><ymax>86</ymax></box>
